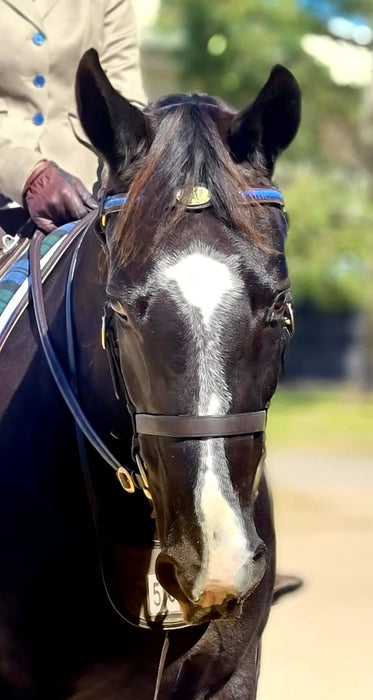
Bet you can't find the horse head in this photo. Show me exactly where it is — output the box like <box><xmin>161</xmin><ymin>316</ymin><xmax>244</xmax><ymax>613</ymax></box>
<box><xmin>75</xmin><ymin>49</ymin><xmax>300</xmax><ymax>625</ymax></box>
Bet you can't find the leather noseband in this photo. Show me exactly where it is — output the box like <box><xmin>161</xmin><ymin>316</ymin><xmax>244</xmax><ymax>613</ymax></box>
<box><xmin>135</xmin><ymin>411</ymin><xmax>267</xmax><ymax>439</ymax></box>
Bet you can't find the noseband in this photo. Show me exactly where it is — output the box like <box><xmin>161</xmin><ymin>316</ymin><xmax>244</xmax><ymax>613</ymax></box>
<box><xmin>30</xmin><ymin>187</ymin><xmax>291</xmax><ymax>501</ymax></box>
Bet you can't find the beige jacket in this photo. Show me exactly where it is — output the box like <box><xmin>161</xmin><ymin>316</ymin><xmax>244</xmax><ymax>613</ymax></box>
<box><xmin>0</xmin><ymin>0</ymin><xmax>146</xmax><ymax>203</ymax></box>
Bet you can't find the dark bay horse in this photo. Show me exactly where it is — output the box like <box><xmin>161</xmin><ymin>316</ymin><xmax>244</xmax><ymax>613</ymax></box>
<box><xmin>0</xmin><ymin>49</ymin><xmax>300</xmax><ymax>699</ymax></box>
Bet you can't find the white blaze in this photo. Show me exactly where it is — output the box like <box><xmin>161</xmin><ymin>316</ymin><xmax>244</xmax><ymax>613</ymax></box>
<box><xmin>164</xmin><ymin>253</ymin><xmax>234</xmax><ymax>325</ymax></box>
<box><xmin>193</xmin><ymin>439</ymin><xmax>249</xmax><ymax>600</ymax></box>
<box><xmin>163</xmin><ymin>249</ymin><xmax>249</xmax><ymax>598</ymax></box>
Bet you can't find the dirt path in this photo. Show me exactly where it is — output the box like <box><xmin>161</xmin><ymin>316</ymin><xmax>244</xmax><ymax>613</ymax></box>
<box><xmin>258</xmin><ymin>450</ymin><xmax>373</xmax><ymax>700</ymax></box>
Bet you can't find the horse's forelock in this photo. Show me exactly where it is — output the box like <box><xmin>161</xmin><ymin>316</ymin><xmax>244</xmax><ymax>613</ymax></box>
<box><xmin>111</xmin><ymin>99</ymin><xmax>271</xmax><ymax>267</ymax></box>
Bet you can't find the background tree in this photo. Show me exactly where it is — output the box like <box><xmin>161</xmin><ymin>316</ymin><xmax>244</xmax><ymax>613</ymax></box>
<box><xmin>157</xmin><ymin>0</ymin><xmax>371</xmax><ymax>315</ymax></box>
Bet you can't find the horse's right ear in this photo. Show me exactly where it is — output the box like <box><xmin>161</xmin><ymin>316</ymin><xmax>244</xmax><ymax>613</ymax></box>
<box><xmin>228</xmin><ymin>65</ymin><xmax>301</xmax><ymax>173</ymax></box>
<box><xmin>75</xmin><ymin>49</ymin><xmax>150</xmax><ymax>180</ymax></box>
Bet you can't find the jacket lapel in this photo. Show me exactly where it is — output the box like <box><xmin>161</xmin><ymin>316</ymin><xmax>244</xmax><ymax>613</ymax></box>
<box><xmin>3</xmin><ymin>1</ymin><xmax>45</xmax><ymax>32</ymax></box>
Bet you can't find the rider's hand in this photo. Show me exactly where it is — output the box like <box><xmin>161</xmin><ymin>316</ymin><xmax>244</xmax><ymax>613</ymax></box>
<box><xmin>23</xmin><ymin>160</ymin><xmax>97</xmax><ymax>233</ymax></box>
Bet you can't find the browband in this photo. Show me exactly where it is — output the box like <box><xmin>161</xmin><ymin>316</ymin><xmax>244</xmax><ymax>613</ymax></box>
<box><xmin>101</xmin><ymin>188</ymin><xmax>284</xmax><ymax>217</ymax></box>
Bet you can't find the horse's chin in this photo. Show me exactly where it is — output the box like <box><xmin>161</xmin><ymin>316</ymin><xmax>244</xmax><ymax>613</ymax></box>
<box><xmin>179</xmin><ymin>596</ymin><xmax>243</xmax><ymax>625</ymax></box>
<box><xmin>177</xmin><ymin>572</ymin><xmax>267</xmax><ymax>624</ymax></box>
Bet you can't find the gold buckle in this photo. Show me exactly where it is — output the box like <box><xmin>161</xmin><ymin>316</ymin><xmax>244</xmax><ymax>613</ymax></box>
<box><xmin>135</xmin><ymin>454</ymin><xmax>152</xmax><ymax>500</ymax></box>
<box><xmin>101</xmin><ymin>312</ymin><xmax>106</xmax><ymax>350</ymax></box>
<box><xmin>253</xmin><ymin>461</ymin><xmax>262</xmax><ymax>497</ymax></box>
<box><xmin>284</xmin><ymin>302</ymin><xmax>295</xmax><ymax>336</ymax></box>
<box><xmin>117</xmin><ymin>467</ymin><xmax>136</xmax><ymax>493</ymax></box>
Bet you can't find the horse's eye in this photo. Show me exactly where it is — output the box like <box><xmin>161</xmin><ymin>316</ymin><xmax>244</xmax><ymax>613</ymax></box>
<box><xmin>267</xmin><ymin>290</ymin><xmax>291</xmax><ymax>326</ymax></box>
<box><xmin>273</xmin><ymin>297</ymin><xmax>286</xmax><ymax>313</ymax></box>
<box><xmin>272</xmin><ymin>291</ymin><xmax>289</xmax><ymax>314</ymax></box>
<box><xmin>110</xmin><ymin>299</ymin><xmax>128</xmax><ymax>321</ymax></box>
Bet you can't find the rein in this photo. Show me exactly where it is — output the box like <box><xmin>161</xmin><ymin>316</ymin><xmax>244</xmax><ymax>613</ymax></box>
<box><xmin>29</xmin><ymin>215</ymin><xmax>128</xmax><ymax>478</ymax></box>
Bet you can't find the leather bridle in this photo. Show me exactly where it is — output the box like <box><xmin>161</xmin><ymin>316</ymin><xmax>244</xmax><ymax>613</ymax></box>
<box><xmin>30</xmin><ymin>187</ymin><xmax>291</xmax><ymax>502</ymax></box>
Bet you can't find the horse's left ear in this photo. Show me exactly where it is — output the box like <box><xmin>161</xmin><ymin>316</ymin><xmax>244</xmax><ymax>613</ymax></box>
<box><xmin>228</xmin><ymin>65</ymin><xmax>301</xmax><ymax>173</ymax></box>
<box><xmin>75</xmin><ymin>49</ymin><xmax>150</xmax><ymax>180</ymax></box>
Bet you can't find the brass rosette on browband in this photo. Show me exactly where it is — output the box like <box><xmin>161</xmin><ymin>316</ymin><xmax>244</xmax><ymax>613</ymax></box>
<box><xmin>176</xmin><ymin>185</ymin><xmax>212</xmax><ymax>209</ymax></box>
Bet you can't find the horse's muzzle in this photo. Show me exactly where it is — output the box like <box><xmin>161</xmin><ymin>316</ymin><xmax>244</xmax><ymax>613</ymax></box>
<box><xmin>156</xmin><ymin>544</ymin><xmax>266</xmax><ymax>623</ymax></box>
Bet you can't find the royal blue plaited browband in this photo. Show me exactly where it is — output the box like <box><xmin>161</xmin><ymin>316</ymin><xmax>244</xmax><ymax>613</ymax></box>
<box><xmin>100</xmin><ymin>188</ymin><xmax>284</xmax><ymax>224</ymax></box>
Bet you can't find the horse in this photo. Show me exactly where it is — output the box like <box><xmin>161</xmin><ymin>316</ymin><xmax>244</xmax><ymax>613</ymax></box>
<box><xmin>0</xmin><ymin>49</ymin><xmax>301</xmax><ymax>699</ymax></box>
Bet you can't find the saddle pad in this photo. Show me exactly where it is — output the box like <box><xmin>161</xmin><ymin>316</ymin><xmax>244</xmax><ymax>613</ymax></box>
<box><xmin>0</xmin><ymin>222</ymin><xmax>77</xmax><ymax>346</ymax></box>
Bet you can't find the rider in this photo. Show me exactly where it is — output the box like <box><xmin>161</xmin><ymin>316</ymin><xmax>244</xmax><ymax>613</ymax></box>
<box><xmin>0</xmin><ymin>0</ymin><xmax>146</xmax><ymax>234</ymax></box>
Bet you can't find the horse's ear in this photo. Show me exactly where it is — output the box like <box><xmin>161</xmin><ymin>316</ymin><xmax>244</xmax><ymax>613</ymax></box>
<box><xmin>228</xmin><ymin>65</ymin><xmax>301</xmax><ymax>173</ymax></box>
<box><xmin>75</xmin><ymin>49</ymin><xmax>150</xmax><ymax>178</ymax></box>
<box><xmin>272</xmin><ymin>573</ymin><xmax>303</xmax><ymax>605</ymax></box>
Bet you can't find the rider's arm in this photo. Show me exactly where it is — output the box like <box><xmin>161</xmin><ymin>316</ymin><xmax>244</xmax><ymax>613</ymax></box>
<box><xmin>99</xmin><ymin>0</ymin><xmax>147</xmax><ymax>105</ymax></box>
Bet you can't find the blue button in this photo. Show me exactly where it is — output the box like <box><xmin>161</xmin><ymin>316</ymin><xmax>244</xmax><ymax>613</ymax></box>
<box><xmin>33</xmin><ymin>75</ymin><xmax>46</xmax><ymax>88</ymax></box>
<box><xmin>32</xmin><ymin>32</ymin><xmax>45</xmax><ymax>46</ymax></box>
<box><xmin>32</xmin><ymin>113</ymin><xmax>44</xmax><ymax>126</ymax></box>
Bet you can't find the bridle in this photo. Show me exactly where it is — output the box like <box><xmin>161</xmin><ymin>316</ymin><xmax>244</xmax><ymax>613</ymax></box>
<box><xmin>29</xmin><ymin>187</ymin><xmax>293</xmax><ymax>691</ymax></box>
<box><xmin>97</xmin><ymin>187</ymin><xmax>292</xmax><ymax>497</ymax></box>
<box><xmin>30</xmin><ymin>186</ymin><xmax>293</xmax><ymax>503</ymax></box>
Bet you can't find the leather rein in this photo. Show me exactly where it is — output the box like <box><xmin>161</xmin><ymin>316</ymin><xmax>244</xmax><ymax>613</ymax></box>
<box><xmin>30</xmin><ymin>187</ymin><xmax>287</xmax><ymax>501</ymax></box>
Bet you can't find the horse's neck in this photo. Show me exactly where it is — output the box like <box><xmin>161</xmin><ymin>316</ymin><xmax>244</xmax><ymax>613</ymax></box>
<box><xmin>162</xmin><ymin>623</ymin><xmax>261</xmax><ymax>699</ymax></box>
<box><xmin>71</xmin><ymin>229</ymin><xmax>154</xmax><ymax>534</ymax></box>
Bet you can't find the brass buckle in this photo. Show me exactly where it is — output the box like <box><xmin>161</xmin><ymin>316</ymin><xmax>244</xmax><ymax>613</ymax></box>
<box><xmin>117</xmin><ymin>467</ymin><xmax>136</xmax><ymax>493</ymax></box>
<box><xmin>101</xmin><ymin>310</ymin><xmax>106</xmax><ymax>350</ymax></box>
<box><xmin>253</xmin><ymin>460</ymin><xmax>262</xmax><ymax>498</ymax></box>
<box><xmin>284</xmin><ymin>302</ymin><xmax>295</xmax><ymax>336</ymax></box>
<box><xmin>135</xmin><ymin>454</ymin><xmax>152</xmax><ymax>500</ymax></box>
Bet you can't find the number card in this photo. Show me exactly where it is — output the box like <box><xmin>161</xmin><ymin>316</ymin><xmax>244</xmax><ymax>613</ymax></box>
<box><xmin>147</xmin><ymin>573</ymin><xmax>181</xmax><ymax>616</ymax></box>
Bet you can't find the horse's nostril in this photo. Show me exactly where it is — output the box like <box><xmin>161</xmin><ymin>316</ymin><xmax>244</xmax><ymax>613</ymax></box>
<box><xmin>156</xmin><ymin>553</ymin><xmax>198</xmax><ymax>603</ymax></box>
<box><xmin>155</xmin><ymin>554</ymin><xmax>182</xmax><ymax>599</ymax></box>
<box><xmin>253</xmin><ymin>544</ymin><xmax>266</xmax><ymax>562</ymax></box>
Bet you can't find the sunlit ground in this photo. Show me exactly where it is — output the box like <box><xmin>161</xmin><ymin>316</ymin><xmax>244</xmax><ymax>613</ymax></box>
<box><xmin>260</xmin><ymin>385</ymin><xmax>373</xmax><ymax>700</ymax></box>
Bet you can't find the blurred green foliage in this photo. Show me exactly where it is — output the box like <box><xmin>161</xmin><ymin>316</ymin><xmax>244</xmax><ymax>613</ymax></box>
<box><xmin>158</xmin><ymin>0</ymin><xmax>358</xmax><ymax>163</ymax></box>
<box><xmin>157</xmin><ymin>0</ymin><xmax>372</xmax><ymax>310</ymax></box>
<box><xmin>267</xmin><ymin>386</ymin><xmax>373</xmax><ymax>455</ymax></box>
<box><xmin>337</xmin><ymin>0</ymin><xmax>372</xmax><ymax>16</ymax></box>
<box><xmin>281</xmin><ymin>165</ymin><xmax>372</xmax><ymax>310</ymax></box>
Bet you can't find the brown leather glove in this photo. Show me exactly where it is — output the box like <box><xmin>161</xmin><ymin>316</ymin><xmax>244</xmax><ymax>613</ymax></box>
<box><xmin>23</xmin><ymin>160</ymin><xmax>97</xmax><ymax>233</ymax></box>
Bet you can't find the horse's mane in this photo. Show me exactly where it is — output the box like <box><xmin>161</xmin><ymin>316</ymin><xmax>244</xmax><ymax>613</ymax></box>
<box><xmin>111</xmin><ymin>95</ymin><xmax>271</xmax><ymax>266</ymax></box>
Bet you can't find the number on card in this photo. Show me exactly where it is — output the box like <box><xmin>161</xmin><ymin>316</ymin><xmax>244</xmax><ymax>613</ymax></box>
<box><xmin>147</xmin><ymin>573</ymin><xmax>181</xmax><ymax>615</ymax></box>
